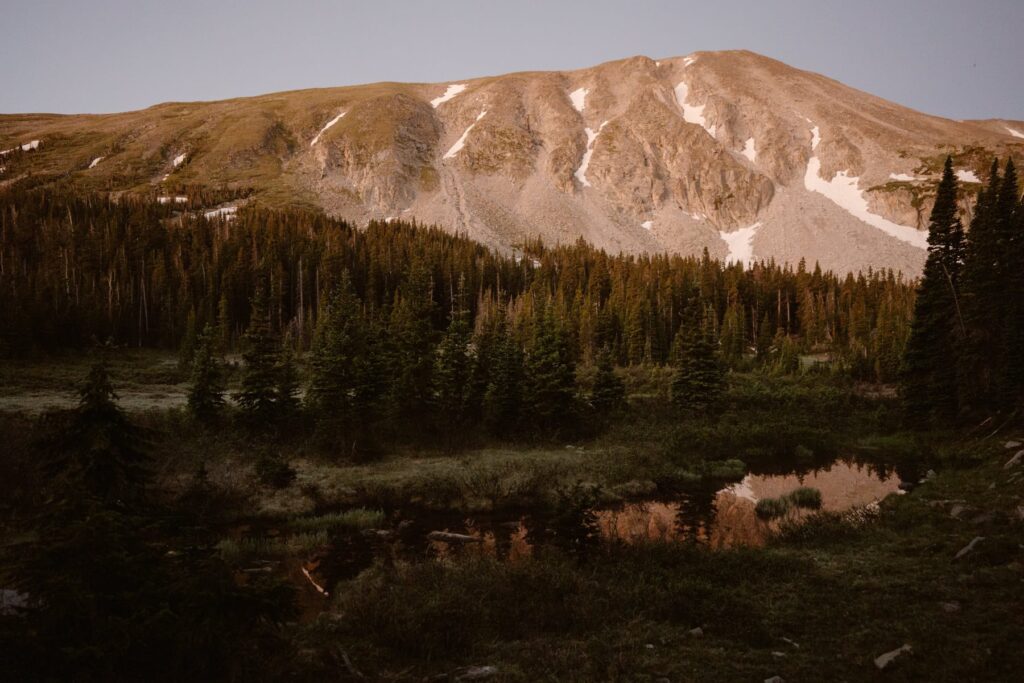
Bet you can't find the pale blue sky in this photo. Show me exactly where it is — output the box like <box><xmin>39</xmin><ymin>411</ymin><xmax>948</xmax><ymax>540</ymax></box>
<box><xmin>2</xmin><ymin>0</ymin><xmax>1021</xmax><ymax>119</ymax></box>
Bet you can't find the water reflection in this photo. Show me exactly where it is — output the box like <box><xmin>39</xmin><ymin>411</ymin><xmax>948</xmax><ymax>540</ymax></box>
<box><xmin>421</xmin><ymin>460</ymin><xmax>901</xmax><ymax>558</ymax></box>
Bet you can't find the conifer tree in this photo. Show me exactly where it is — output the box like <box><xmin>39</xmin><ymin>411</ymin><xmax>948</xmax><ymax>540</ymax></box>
<box><xmin>389</xmin><ymin>261</ymin><xmax>437</xmax><ymax>421</ymax></box>
<box><xmin>432</xmin><ymin>277</ymin><xmax>474</xmax><ymax>441</ymax></box>
<box><xmin>672</xmin><ymin>307</ymin><xmax>724</xmax><ymax>413</ymax></box>
<box><xmin>275</xmin><ymin>337</ymin><xmax>302</xmax><ymax>417</ymax></box>
<box><xmin>235</xmin><ymin>286</ymin><xmax>281</xmax><ymax>422</ymax></box>
<box><xmin>42</xmin><ymin>363</ymin><xmax>149</xmax><ymax>502</ymax></box>
<box><xmin>307</xmin><ymin>273</ymin><xmax>362</xmax><ymax>421</ymax></box>
<box><xmin>484</xmin><ymin>321</ymin><xmax>524</xmax><ymax>436</ymax></box>
<box><xmin>187</xmin><ymin>324</ymin><xmax>226</xmax><ymax>422</ymax></box>
<box><xmin>590</xmin><ymin>346</ymin><xmax>626</xmax><ymax>415</ymax></box>
<box><xmin>524</xmin><ymin>306</ymin><xmax>578</xmax><ymax>433</ymax></box>
<box><xmin>902</xmin><ymin>157</ymin><xmax>964</xmax><ymax>421</ymax></box>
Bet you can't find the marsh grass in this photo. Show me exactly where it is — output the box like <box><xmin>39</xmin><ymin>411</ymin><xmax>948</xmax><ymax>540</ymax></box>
<box><xmin>289</xmin><ymin>508</ymin><xmax>385</xmax><ymax>532</ymax></box>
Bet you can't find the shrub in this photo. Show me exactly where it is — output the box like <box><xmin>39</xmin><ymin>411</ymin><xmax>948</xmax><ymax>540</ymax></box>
<box><xmin>755</xmin><ymin>496</ymin><xmax>791</xmax><ymax>520</ymax></box>
<box><xmin>787</xmin><ymin>486</ymin><xmax>823</xmax><ymax>510</ymax></box>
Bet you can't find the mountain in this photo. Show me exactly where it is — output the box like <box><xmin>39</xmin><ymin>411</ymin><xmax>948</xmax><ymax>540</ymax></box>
<box><xmin>1</xmin><ymin>50</ymin><xmax>1021</xmax><ymax>275</ymax></box>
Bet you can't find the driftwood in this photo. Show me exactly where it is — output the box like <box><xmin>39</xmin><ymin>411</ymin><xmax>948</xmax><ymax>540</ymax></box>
<box><xmin>426</xmin><ymin>531</ymin><xmax>482</xmax><ymax>544</ymax></box>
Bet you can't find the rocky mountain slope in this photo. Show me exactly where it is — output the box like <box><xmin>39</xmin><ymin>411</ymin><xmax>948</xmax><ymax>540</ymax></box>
<box><xmin>2</xmin><ymin>50</ymin><xmax>1021</xmax><ymax>275</ymax></box>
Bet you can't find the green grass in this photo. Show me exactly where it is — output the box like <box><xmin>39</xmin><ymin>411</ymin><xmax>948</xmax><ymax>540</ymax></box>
<box><xmin>289</xmin><ymin>508</ymin><xmax>385</xmax><ymax>532</ymax></box>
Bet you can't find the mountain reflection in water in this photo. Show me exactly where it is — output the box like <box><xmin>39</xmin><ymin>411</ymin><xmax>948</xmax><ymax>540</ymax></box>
<box><xmin>423</xmin><ymin>460</ymin><xmax>902</xmax><ymax>559</ymax></box>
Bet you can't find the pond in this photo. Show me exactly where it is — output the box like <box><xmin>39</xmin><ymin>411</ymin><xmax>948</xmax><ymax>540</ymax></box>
<box><xmin>294</xmin><ymin>458</ymin><xmax>906</xmax><ymax>600</ymax></box>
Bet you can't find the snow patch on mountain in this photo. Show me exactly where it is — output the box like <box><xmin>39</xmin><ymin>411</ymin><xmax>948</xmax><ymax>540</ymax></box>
<box><xmin>574</xmin><ymin>121</ymin><xmax>609</xmax><ymax>188</ymax></box>
<box><xmin>683</xmin><ymin>56</ymin><xmax>697</xmax><ymax>68</ymax></box>
<box><xmin>805</xmin><ymin>157</ymin><xmax>927</xmax><ymax>249</ymax></box>
<box><xmin>444</xmin><ymin>110</ymin><xmax>487</xmax><ymax>159</ymax></box>
<box><xmin>889</xmin><ymin>172</ymin><xmax>922</xmax><ymax>182</ymax></box>
<box><xmin>88</xmin><ymin>156</ymin><xmax>103</xmax><ymax>169</ymax></box>
<box><xmin>569</xmin><ymin>87</ymin><xmax>588</xmax><ymax>113</ymax></box>
<box><xmin>641</xmin><ymin>220</ymin><xmax>653</xmax><ymax>231</ymax></box>
<box><xmin>810</xmin><ymin>125</ymin><xmax>821</xmax><ymax>151</ymax></box>
<box><xmin>674</xmin><ymin>82</ymin><xmax>715</xmax><ymax>138</ymax></box>
<box><xmin>1</xmin><ymin>139</ymin><xmax>40</xmax><ymax>156</ymax></box>
<box><xmin>720</xmin><ymin>222</ymin><xmax>761</xmax><ymax>267</ymax></box>
<box><xmin>172</xmin><ymin>153</ymin><xmax>186</xmax><ymax>167</ymax></box>
<box><xmin>741</xmin><ymin>137</ymin><xmax>756</xmax><ymax>162</ymax></box>
<box><xmin>157</xmin><ymin>196</ymin><xmax>188</xmax><ymax>204</ymax></box>
<box><xmin>204</xmin><ymin>206</ymin><xmax>237</xmax><ymax>220</ymax></box>
<box><xmin>1006</xmin><ymin>126</ymin><xmax>1024</xmax><ymax>139</ymax></box>
<box><xmin>431</xmin><ymin>83</ymin><xmax>467</xmax><ymax>108</ymax></box>
<box><xmin>310</xmin><ymin>111</ymin><xmax>346</xmax><ymax>146</ymax></box>
<box><xmin>955</xmin><ymin>169</ymin><xmax>981</xmax><ymax>183</ymax></box>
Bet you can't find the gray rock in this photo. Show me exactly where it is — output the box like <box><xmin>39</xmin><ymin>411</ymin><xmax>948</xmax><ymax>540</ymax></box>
<box><xmin>1004</xmin><ymin>440</ymin><xmax>1022</xmax><ymax>450</ymax></box>
<box><xmin>645</xmin><ymin>643</ymin><xmax>655</xmax><ymax>650</ymax></box>
<box><xmin>940</xmin><ymin>601</ymin><xmax>960</xmax><ymax>613</ymax></box>
<box><xmin>874</xmin><ymin>644</ymin><xmax>912</xmax><ymax>670</ymax></box>
<box><xmin>954</xmin><ymin>536</ymin><xmax>985</xmax><ymax>559</ymax></box>
<box><xmin>454</xmin><ymin>665</ymin><xmax>499</xmax><ymax>681</ymax></box>
<box><xmin>764</xmin><ymin>676</ymin><xmax>785</xmax><ymax>683</ymax></box>
<box><xmin>771</xmin><ymin>651</ymin><xmax>787</xmax><ymax>658</ymax></box>
<box><xmin>781</xmin><ymin>636</ymin><xmax>801</xmax><ymax>649</ymax></box>
<box><xmin>688</xmin><ymin>627</ymin><xmax>704</xmax><ymax>637</ymax></box>
<box><xmin>0</xmin><ymin>589</ymin><xmax>28</xmax><ymax>615</ymax></box>
<box><xmin>1003</xmin><ymin>450</ymin><xmax>1023</xmax><ymax>469</ymax></box>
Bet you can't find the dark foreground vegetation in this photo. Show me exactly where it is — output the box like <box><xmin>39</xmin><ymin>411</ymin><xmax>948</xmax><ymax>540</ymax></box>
<box><xmin>1</xmin><ymin>157</ymin><xmax>1022</xmax><ymax>681</ymax></box>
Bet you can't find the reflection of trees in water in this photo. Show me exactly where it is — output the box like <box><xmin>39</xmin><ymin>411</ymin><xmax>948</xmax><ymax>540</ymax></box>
<box><xmin>674</xmin><ymin>487</ymin><xmax>718</xmax><ymax>544</ymax></box>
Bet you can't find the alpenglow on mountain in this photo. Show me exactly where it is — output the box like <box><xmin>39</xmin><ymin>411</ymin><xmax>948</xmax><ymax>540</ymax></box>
<box><xmin>2</xmin><ymin>50</ymin><xmax>1021</xmax><ymax>275</ymax></box>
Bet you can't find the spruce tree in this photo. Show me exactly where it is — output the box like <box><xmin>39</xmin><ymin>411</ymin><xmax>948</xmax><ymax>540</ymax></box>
<box><xmin>671</xmin><ymin>307</ymin><xmax>725</xmax><ymax>413</ymax></box>
<box><xmin>307</xmin><ymin>272</ymin><xmax>362</xmax><ymax>421</ymax></box>
<box><xmin>187</xmin><ymin>324</ymin><xmax>227</xmax><ymax>422</ymax></box>
<box><xmin>590</xmin><ymin>346</ymin><xmax>626</xmax><ymax>415</ymax></box>
<box><xmin>234</xmin><ymin>286</ymin><xmax>281</xmax><ymax>422</ymax></box>
<box><xmin>275</xmin><ymin>337</ymin><xmax>302</xmax><ymax>417</ymax></box>
<box><xmin>42</xmin><ymin>363</ymin><xmax>149</xmax><ymax>502</ymax></box>
<box><xmin>484</xmin><ymin>321</ymin><xmax>524</xmax><ymax>437</ymax></box>
<box><xmin>524</xmin><ymin>306</ymin><xmax>578</xmax><ymax>434</ymax></box>
<box><xmin>432</xmin><ymin>277</ymin><xmax>474</xmax><ymax>442</ymax></box>
<box><xmin>388</xmin><ymin>261</ymin><xmax>437</xmax><ymax>422</ymax></box>
<box><xmin>902</xmin><ymin>157</ymin><xmax>964</xmax><ymax>421</ymax></box>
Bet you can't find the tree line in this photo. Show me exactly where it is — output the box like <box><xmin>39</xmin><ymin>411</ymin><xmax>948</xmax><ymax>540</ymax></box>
<box><xmin>1</xmin><ymin>187</ymin><xmax>915</xmax><ymax>382</ymax></box>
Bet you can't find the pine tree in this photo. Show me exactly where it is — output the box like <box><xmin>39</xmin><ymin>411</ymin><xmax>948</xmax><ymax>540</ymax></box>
<box><xmin>902</xmin><ymin>157</ymin><xmax>964</xmax><ymax>421</ymax></box>
<box><xmin>590</xmin><ymin>346</ymin><xmax>626</xmax><ymax>415</ymax></box>
<box><xmin>187</xmin><ymin>324</ymin><xmax>227</xmax><ymax>422</ymax></box>
<box><xmin>42</xmin><ymin>363</ymin><xmax>149</xmax><ymax>502</ymax></box>
<box><xmin>389</xmin><ymin>261</ymin><xmax>437</xmax><ymax>422</ymax></box>
<box><xmin>672</xmin><ymin>307</ymin><xmax>725</xmax><ymax>413</ymax></box>
<box><xmin>524</xmin><ymin>306</ymin><xmax>578</xmax><ymax>433</ymax></box>
<box><xmin>484</xmin><ymin>321</ymin><xmax>524</xmax><ymax>437</ymax></box>
<box><xmin>755</xmin><ymin>312</ymin><xmax>774</xmax><ymax>364</ymax></box>
<box><xmin>275</xmin><ymin>337</ymin><xmax>302</xmax><ymax>417</ymax></box>
<box><xmin>432</xmin><ymin>277</ymin><xmax>474</xmax><ymax>443</ymax></box>
<box><xmin>234</xmin><ymin>286</ymin><xmax>281</xmax><ymax>422</ymax></box>
<box><xmin>307</xmin><ymin>273</ymin><xmax>362</xmax><ymax>420</ymax></box>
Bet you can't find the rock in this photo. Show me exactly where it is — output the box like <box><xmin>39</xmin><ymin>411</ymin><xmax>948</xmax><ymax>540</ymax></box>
<box><xmin>771</xmin><ymin>651</ymin><xmax>787</xmax><ymax>658</ymax></box>
<box><xmin>949</xmin><ymin>504</ymin><xmax>973</xmax><ymax>520</ymax></box>
<box><xmin>1004</xmin><ymin>440</ymin><xmax>1022</xmax><ymax>450</ymax></box>
<box><xmin>940</xmin><ymin>601</ymin><xmax>961</xmax><ymax>613</ymax></box>
<box><xmin>780</xmin><ymin>636</ymin><xmax>801</xmax><ymax>649</ymax></box>
<box><xmin>874</xmin><ymin>644</ymin><xmax>912</xmax><ymax>670</ymax></box>
<box><xmin>655</xmin><ymin>678</ymin><xmax>671</xmax><ymax>683</ymax></box>
<box><xmin>645</xmin><ymin>643</ymin><xmax>655</xmax><ymax>650</ymax></box>
<box><xmin>954</xmin><ymin>536</ymin><xmax>985</xmax><ymax>559</ymax></box>
<box><xmin>1016</xmin><ymin>505</ymin><xmax>1024</xmax><ymax>521</ymax></box>
<box><xmin>1003</xmin><ymin>450</ymin><xmax>1023</xmax><ymax>469</ymax></box>
<box><xmin>688</xmin><ymin>627</ymin><xmax>704</xmax><ymax>637</ymax></box>
<box><xmin>919</xmin><ymin>469</ymin><xmax>937</xmax><ymax>483</ymax></box>
<box><xmin>454</xmin><ymin>665</ymin><xmax>499</xmax><ymax>681</ymax></box>
<box><xmin>427</xmin><ymin>531</ymin><xmax>482</xmax><ymax>543</ymax></box>
<box><xmin>970</xmin><ymin>512</ymin><xmax>995</xmax><ymax>525</ymax></box>
<box><xmin>0</xmin><ymin>589</ymin><xmax>28</xmax><ymax>615</ymax></box>
<box><xmin>764</xmin><ymin>676</ymin><xmax>785</xmax><ymax>683</ymax></box>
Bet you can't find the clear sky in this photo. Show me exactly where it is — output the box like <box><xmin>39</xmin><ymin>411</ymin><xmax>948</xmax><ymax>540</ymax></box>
<box><xmin>2</xmin><ymin>0</ymin><xmax>1021</xmax><ymax>119</ymax></box>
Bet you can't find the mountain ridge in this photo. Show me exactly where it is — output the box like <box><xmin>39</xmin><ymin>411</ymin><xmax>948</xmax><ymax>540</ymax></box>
<box><xmin>2</xmin><ymin>50</ymin><xmax>1021</xmax><ymax>275</ymax></box>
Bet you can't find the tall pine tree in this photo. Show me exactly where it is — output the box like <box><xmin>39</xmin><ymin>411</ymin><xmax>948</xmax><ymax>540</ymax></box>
<box><xmin>902</xmin><ymin>157</ymin><xmax>965</xmax><ymax>421</ymax></box>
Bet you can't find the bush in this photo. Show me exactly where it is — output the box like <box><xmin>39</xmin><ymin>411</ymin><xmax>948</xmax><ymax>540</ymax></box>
<box><xmin>255</xmin><ymin>452</ymin><xmax>296</xmax><ymax>488</ymax></box>
<box><xmin>755</xmin><ymin>496</ymin><xmax>791</xmax><ymax>520</ymax></box>
<box><xmin>787</xmin><ymin>486</ymin><xmax>823</xmax><ymax>510</ymax></box>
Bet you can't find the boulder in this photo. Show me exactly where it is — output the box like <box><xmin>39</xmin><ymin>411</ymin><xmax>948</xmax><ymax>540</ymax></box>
<box><xmin>454</xmin><ymin>665</ymin><xmax>499</xmax><ymax>681</ymax></box>
<box><xmin>1004</xmin><ymin>440</ymin><xmax>1022</xmax><ymax>450</ymax></box>
<box><xmin>688</xmin><ymin>627</ymin><xmax>704</xmax><ymax>637</ymax></box>
<box><xmin>764</xmin><ymin>676</ymin><xmax>785</xmax><ymax>683</ymax></box>
<box><xmin>874</xmin><ymin>644</ymin><xmax>912</xmax><ymax>670</ymax></box>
